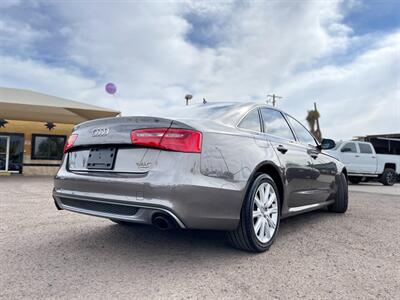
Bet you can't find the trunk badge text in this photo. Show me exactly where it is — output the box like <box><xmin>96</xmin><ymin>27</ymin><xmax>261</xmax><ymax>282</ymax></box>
<box><xmin>137</xmin><ymin>162</ymin><xmax>152</xmax><ymax>169</ymax></box>
<box><xmin>91</xmin><ymin>128</ymin><xmax>110</xmax><ymax>137</ymax></box>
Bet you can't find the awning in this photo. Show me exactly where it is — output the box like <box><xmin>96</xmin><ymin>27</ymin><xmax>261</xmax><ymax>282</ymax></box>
<box><xmin>0</xmin><ymin>87</ymin><xmax>120</xmax><ymax>124</ymax></box>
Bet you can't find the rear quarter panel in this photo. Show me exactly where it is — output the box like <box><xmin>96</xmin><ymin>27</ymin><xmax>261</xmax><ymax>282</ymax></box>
<box><xmin>199</xmin><ymin>129</ymin><xmax>282</xmax><ymax>214</ymax></box>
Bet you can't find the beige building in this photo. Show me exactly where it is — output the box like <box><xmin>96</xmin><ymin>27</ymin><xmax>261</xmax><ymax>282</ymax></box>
<box><xmin>0</xmin><ymin>87</ymin><xmax>119</xmax><ymax>175</ymax></box>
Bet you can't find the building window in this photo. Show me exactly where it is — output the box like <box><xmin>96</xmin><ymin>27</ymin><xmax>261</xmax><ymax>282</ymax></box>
<box><xmin>31</xmin><ymin>134</ymin><xmax>66</xmax><ymax>160</ymax></box>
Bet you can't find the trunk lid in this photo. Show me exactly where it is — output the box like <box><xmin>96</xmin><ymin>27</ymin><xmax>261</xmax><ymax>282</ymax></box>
<box><xmin>67</xmin><ymin>116</ymin><xmax>196</xmax><ymax>173</ymax></box>
<box><xmin>72</xmin><ymin>116</ymin><xmax>193</xmax><ymax>147</ymax></box>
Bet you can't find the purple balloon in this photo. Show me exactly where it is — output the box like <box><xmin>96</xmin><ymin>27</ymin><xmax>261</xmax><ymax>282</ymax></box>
<box><xmin>105</xmin><ymin>82</ymin><xmax>117</xmax><ymax>95</ymax></box>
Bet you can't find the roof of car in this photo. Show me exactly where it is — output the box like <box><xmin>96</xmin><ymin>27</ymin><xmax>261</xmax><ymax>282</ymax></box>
<box><xmin>162</xmin><ymin>101</ymin><xmax>277</xmax><ymax>126</ymax></box>
<box><xmin>173</xmin><ymin>101</ymin><xmax>292</xmax><ymax>129</ymax></box>
<box><xmin>189</xmin><ymin>101</ymin><xmax>275</xmax><ymax>110</ymax></box>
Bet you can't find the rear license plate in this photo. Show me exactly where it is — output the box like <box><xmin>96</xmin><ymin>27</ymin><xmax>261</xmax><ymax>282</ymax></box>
<box><xmin>86</xmin><ymin>147</ymin><xmax>117</xmax><ymax>170</ymax></box>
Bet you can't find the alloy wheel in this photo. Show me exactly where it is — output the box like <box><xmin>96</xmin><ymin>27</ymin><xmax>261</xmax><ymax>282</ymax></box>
<box><xmin>387</xmin><ymin>172</ymin><xmax>395</xmax><ymax>185</ymax></box>
<box><xmin>253</xmin><ymin>182</ymin><xmax>278</xmax><ymax>243</ymax></box>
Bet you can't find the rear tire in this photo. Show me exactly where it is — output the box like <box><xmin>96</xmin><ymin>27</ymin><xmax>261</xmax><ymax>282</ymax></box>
<box><xmin>349</xmin><ymin>176</ymin><xmax>362</xmax><ymax>184</ymax></box>
<box><xmin>380</xmin><ymin>168</ymin><xmax>397</xmax><ymax>186</ymax></box>
<box><xmin>328</xmin><ymin>173</ymin><xmax>348</xmax><ymax>213</ymax></box>
<box><xmin>227</xmin><ymin>173</ymin><xmax>281</xmax><ymax>252</ymax></box>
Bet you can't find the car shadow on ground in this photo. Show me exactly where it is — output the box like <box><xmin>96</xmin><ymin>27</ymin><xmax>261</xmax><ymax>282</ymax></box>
<box><xmin>39</xmin><ymin>209</ymin><xmax>334</xmax><ymax>260</ymax></box>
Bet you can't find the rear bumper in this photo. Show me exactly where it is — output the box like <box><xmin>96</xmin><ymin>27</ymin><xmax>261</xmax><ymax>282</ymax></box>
<box><xmin>54</xmin><ymin>165</ymin><xmax>246</xmax><ymax>230</ymax></box>
<box><xmin>53</xmin><ymin>191</ymin><xmax>186</xmax><ymax>228</ymax></box>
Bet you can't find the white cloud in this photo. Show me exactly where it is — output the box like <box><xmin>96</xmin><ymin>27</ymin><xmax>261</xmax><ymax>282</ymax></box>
<box><xmin>0</xmin><ymin>0</ymin><xmax>398</xmax><ymax>139</ymax></box>
<box><xmin>0</xmin><ymin>56</ymin><xmax>96</xmax><ymax>101</ymax></box>
<box><xmin>278</xmin><ymin>31</ymin><xmax>400</xmax><ymax>139</ymax></box>
<box><xmin>0</xmin><ymin>0</ymin><xmax>21</xmax><ymax>8</ymax></box>
<box><xmin>0</xmin><ymin>19</ymin><xmax>48</xmax><ymax>52</ymax></box>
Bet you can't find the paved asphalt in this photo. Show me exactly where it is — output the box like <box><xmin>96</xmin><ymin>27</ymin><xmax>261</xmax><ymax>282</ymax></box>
<box><xmin>1</xmin><ymin>177</ymin><xmax>399</xmax><ymax>299</ymax></box>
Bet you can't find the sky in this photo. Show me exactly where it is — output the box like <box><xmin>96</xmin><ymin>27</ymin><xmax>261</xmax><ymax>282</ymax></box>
<box><xmin>0</xmin><ymin>0</ymin><xmax>399</xmax><ymax>139</ymax></box>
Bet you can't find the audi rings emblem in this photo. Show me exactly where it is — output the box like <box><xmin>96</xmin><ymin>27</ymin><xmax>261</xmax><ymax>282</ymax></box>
<box><xmin>91</xmin><ymin>128</ymin><xmax>110</xmax><ymax>137</ymax></box>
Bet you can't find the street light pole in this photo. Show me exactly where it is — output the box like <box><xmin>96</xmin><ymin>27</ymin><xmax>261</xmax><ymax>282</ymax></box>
<box><xmin>185</xmin><ymin>94</ymin><xmax>193</xmax><ymax>106</ymax></box>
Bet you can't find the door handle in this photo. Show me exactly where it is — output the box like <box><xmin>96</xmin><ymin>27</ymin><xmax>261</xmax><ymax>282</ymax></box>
<box><xmin>355</xmin><ymin>155</ymin><xmax>360</xmax><ymax>157</ymax></box>
<box><xmin>276</xmin><ymin>145</ymin><xmax>288</xmax><ymax>154</ymax></box>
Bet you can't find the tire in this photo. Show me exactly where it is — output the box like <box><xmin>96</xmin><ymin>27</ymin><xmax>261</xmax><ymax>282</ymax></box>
<box><xmin>328</xmin><ymin>173</ymin><xmax>348</xmax><ymax>213</ymax></box>
<box><xmin>227</xmin><ymin>173</ymin><xmax>281</xmax><ymax>252</ymax></box>
<box><xmin>110</xmin><ymin>219</ymin><xmax>136</xmax><ymax>226</ymax></box>
<box><xmin>349</xmin><ymin>176</ymin><xmax>362</xmax><ymax>184</ymax></box>
<box><xmin>380</xmin><ymin>168</ymin><xmax>397</xmax><ymax>186</ymax></box>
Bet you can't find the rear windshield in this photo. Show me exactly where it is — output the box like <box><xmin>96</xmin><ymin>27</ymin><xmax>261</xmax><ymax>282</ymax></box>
<box><xmin>160</xmin><ymin>103</ymin><xmax>248</xmax><ymax>125</ymax></box>
<box><xmin>161</xmin><ymin>104</ymin><xmax>231</xmax><ymax>118</ymax></box>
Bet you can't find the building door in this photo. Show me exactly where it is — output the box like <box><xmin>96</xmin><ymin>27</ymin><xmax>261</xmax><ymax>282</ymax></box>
<box><xmin>0</xmin><ymin>136</ymin><xmax>10</xmax><ymax>172</ymax></box>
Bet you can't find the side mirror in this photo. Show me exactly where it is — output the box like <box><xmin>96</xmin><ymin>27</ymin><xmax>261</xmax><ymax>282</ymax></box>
<box><xmin>319</xmin><ymin>138</ymin><xmax>336</xmax><ymax>150</ymax></box>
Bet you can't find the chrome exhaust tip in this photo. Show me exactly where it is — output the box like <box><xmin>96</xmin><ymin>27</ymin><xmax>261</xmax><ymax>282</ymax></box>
<box><xmin>152</xmin><ymin>214</ymin><xmax>175</xmax><ymax>230</ymax></box>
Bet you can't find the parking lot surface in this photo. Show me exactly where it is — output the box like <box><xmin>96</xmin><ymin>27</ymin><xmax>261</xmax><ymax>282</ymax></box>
<box><xmin>348</xmin><ymin>181</ymin><xmax>400</xmax><ymax>195</ymax></box>
<box><xmin>1</xmin><ymin>176</ymin><xmax>399</xmax><ymax>299</ymax></box>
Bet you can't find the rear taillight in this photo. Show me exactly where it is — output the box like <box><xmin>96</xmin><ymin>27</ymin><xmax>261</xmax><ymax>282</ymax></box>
<box><xmin>131</xmin><ymin>128</ymin><xmax>202</xmax><ymax>153</ymax></box>
<box><xmin>64</xmin><ymin>134</ymin><xmax>78</xmax><ymax>153</ymax></box>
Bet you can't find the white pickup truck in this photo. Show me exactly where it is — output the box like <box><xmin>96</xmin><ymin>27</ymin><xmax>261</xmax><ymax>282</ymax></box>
<box><xmin>324</xmin><ymin>141</ymin><xmax>399</xmax><ymax>186</ymax></box>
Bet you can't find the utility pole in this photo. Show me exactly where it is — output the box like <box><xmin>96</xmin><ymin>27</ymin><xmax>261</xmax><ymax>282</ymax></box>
<box><xmin>267</xmin><ymin>94</ymin><xmax>282</xmax><ymax>107</ymax></box>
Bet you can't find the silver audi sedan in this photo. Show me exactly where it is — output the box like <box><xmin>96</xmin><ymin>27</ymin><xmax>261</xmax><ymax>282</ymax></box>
<box><xmin>53</xmin><ymin>102</ymin><xmax>348</xmax><ymax>252</ymax></box>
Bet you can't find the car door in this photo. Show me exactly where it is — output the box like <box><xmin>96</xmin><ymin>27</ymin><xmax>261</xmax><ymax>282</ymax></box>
<box><xmin>285</xmin><ymin>115</ymin><xmax>336</xmax><ymax>204</ymax></box>
<box><xmin>338</xmin><ymin>142</ymin><xmax>358</xmax><ymax>173</ymax></box>
<box><xmin>259</xmin><ymin>108</ymin><xmax>317</xmax><ymax>209</ymax></box>
<box><xmin>357</xmin><ymin>142</ymin><xmax>377</xmax><ymax>173</ymax></box>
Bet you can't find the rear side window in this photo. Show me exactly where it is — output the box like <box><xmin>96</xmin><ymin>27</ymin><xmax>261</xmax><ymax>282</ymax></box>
<box><xmin>359</xmin><ymin>143</ymin><xmax>373</xmax><ymax>154</ymax></box>
<box><xmin>260</xmin><ymin>108</ymin><xmax>295</xmax><ymax>140</ymax></box>
<box><xmin>286</xmin><ymin>115</ymin><xmax>318</xmax><ymax>147</ymax></box>
<box><xmin>341</xmin><ymin>142</ymin><xmax>357</xmax><ymax>153</ymax></box>
<box><xmin>238</xmin><ymin>109</ymin><xmax>261</xmax><ymax>132</ymax></box>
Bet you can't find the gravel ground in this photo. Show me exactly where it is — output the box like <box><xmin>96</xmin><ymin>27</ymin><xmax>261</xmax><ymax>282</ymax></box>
<box><xmin>348</xmin><ymin>181</ymin><xmax>400</xmax><ymax>195</ymax></box>
<box><xmin>1</xmin><ymin>176</ymin><xmax>399</xmax><ymax>300</ymax></box>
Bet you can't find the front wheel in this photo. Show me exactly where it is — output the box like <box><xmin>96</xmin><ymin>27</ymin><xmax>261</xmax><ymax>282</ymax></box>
<box><xmin>328</xmin><ymin>173</ymin><xmax>348</xmax><ymax>213</ymax></box>
<box><xmin>227</xmin><ymin>173</ymin><xmax>281</xmax><ymax>252</ymax></box>
<box><xmin>380</xmin><ymin>168</ymin><xmax>397</xmax><ymax>186</ymax></box>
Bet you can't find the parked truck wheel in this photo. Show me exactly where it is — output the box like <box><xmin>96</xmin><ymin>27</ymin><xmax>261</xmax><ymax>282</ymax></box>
<box><xmin>380</xmin><ymin>168</ymin><xmax>397</xmax><ymax>186</ymax></box>
<box><xmin>349</xmin><ymin>176</ymin><xmax>362</xmax><ymax>184</ymax></box>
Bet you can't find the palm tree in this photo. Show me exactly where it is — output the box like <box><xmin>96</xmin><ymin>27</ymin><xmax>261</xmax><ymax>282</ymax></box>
<box><xmin>306</xmin><ymin>103</ymin><xmax>322</xmax><ymax>142</ymax></box>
